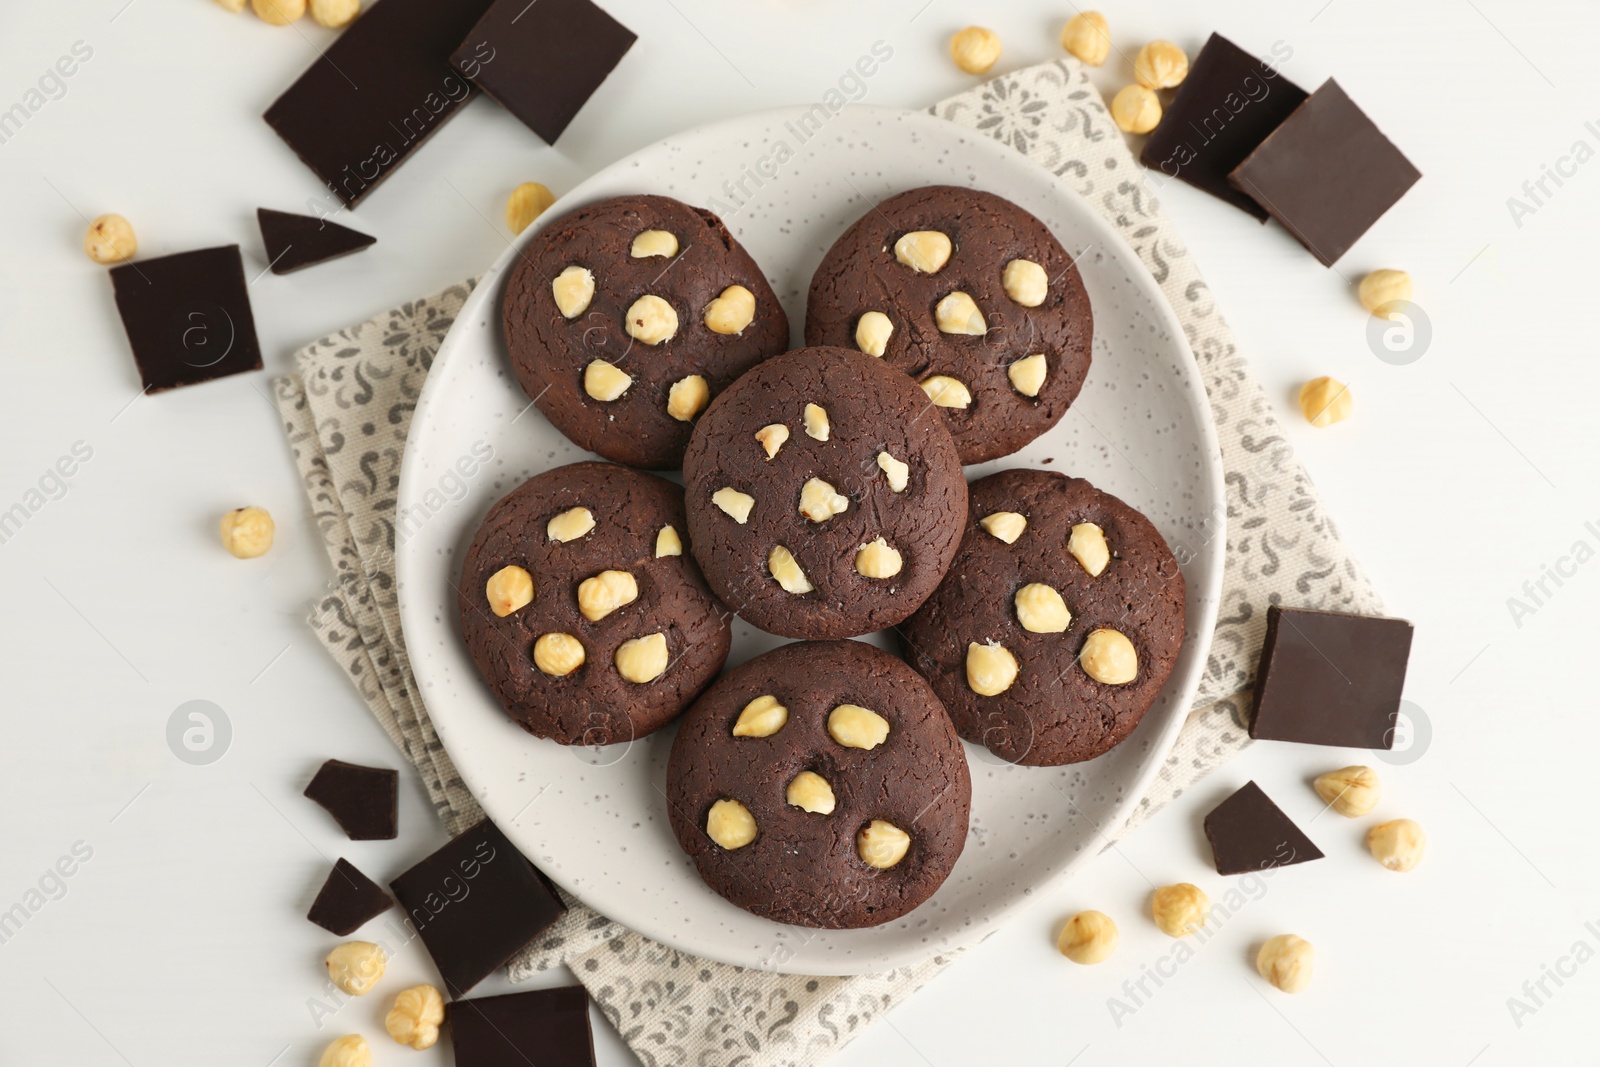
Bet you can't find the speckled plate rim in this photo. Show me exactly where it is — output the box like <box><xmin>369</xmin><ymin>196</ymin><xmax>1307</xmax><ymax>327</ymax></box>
<box><xmin>397</xmin><ymin>104</ymin><xmax>1225</xmax><ymax>975</ymax></box>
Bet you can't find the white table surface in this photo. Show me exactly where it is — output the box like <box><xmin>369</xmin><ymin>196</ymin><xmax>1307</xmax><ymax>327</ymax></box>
<box><xmin>1</xmin><ymin>0</ymin><xmax>1595</xmax><ymax>1064</ymax></box>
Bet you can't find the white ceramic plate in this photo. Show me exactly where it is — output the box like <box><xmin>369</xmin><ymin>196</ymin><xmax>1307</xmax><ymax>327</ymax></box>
<box><xmin>396</xmin><ymin>105</ymin><xmax>1224</xmax><ymax>976</ymax></box>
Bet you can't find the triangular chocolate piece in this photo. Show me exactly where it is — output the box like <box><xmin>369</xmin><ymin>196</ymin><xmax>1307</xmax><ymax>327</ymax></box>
<box><xmin>304</xmin><ymin>759</ymin><xmax>398</xmax><ymax>840</ymax></box>
<box><xmin>307</xmin><ymin>858</ymin><xmax>393</xmax><ymax>934</ymax></box>
<box><xmin>257</xmin><ymin>208</ymin><xmax>375</xmax><ymax>274</ymax></box>
<box><xmin>1204</xmin><ymin>781</ymin><xmax>1324</xmax><ymax>876</ymax></box>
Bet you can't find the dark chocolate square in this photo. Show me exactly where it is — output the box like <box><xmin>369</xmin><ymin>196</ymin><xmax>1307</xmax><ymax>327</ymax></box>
<box><xmin>1250</xmin><ymin>606</ymin><xmax>1414</xmax><ymax>748</ymax></box>
<box><xmin>307</xmin><ymin>858</ymin><xmax>394</xmax><ymax>935</ymax></box>
<box><xmin>390</xmin><ymin>818</ymin><xmax>566</xmax><ymax>997</ymax></box>
<box><xmin>1229</xmin><ymin>79</ymin><xmax>1421</xmax><ymax>266</ymax></box>
<box><xmin>109</xmin><ymin>245</ymin><xmax>262</xmax><ymax>392</ymax></box>
<box><xmin>304</xmin><ymin>759</ymin><xmax>398</xmax><ymax>840</ymax></box>
<box><xmin>450</xmin><ymin>0</ymin><xmax>636</xmax><ymax>144</ymax></box>
<box><xmin>263</xmin><ymin>0</ymin><xmax>496</xmax><ymax>208</ymax></box>
<box><xmin>450</xmin><ymin>986</ymin><xmax>595</xmax><ymax>1067</ymax></box>
<box><xmin>258</xmin><ymin>209</ymin><xmax>376</xmax><ymax>275</ymax></box>
<box><xmin>1203</xmin><ymin>781</ymin><xmax>1324</xmax><ymax>876</ymax></box>
<box><xmin>1139</xmin><ymin>34</ymin><xmax>1308</xmax><ymax>220</ymax></box>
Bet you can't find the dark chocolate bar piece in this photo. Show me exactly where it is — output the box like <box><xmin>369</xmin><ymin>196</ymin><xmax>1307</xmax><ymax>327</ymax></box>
<box><xmin>1139</xmin><ymin>34</ymin><xmax>1307</xmax><ymax>220</ymax></box>
<box><xmin>450</xmin><ymin>0</ymin><xmax>636</xmax><ymax>144</ymax></box>
<box><xmin>1229</xmin><ymin>79</ymin><xmax>1421</xmax><ymax>265</ymax></box>
<box><xmin>1250</xmin><ymin>605</ymin><xmax>1414</xmax><ymax>748</ymax></box>
<box><xmin>109</xmin><ymin>245</ymin><xmax>262</xmax><ymax>392</ymax></box>
<box><xmin>390</xmin><ymin>818</ymin><xmax>566</xmax><ymax>997</ymax></box>
<box><xmin>1204</xmin><ymin>781</ymin><xmax>1324</xmax><ymax>876</ymax></box>
<box><xmin>450</xmin><ymin>986</ymin><xmax>595</xmax><ymax>1067</ymax></box>
<box><xmin>304</xmin><ymin>759</ymin><xmax>398</xmax><ymax>840</ymax></box>
<box><xmin>307</xmin><ymin>858</ymin><xmax>393</xmax><ymax>935</ymax></box>
<box><xmin>263</xmin><ymin>0</ymin><xmax>496</xmax><ymax>208</ymax></box>
<box><xmin>258</xmin><ymin>209</ymin><xmax>376</xmax><ymax>274</ymax></box>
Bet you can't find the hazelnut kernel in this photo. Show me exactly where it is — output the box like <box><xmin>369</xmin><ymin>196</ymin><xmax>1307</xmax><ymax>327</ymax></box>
<box><xmin>921</xmin><ymin>375</ymin><xmax>973</xmax><ymax>408</ymax></box>
<box><xmin>855</xmin><ymin>311</ymin><xmax>894</xmax><ymax>356</ymax></box>
<box><xmin>1057</xmin><ymin>910</ymin><xmax>1118</xmax><ymax>964</ymax></box>
<box><xmin>1079</xmin><ymin>628</ymin><xmax>1137</xmax><ymax>684</ymax></box>
<box><xmin>1015</xmin><ymin>583</ymin><xmax>1070</xmax><ymax>633</ymax></box>
<box><xmin>84</xmin><ymin>214</ymin><xmax>137</xmax><ymax>264</ymax></box>
<box><xmin>854</xmin><ymin>537</ymin><xmax>903</xmax><ymax>579</ymax></box>
<box><xmin>214</xmin><ymin>0</ymin><xmax>248</xmax><ymax>12</ymax></box>
<box><xmin>893</xmin><ymin>230</ymin><xmax>953</xmax><ymax>274</ymax></box>
<box><xmin>767</xmin><ymin>545</ymin><xmax>813</xmax><ymax>594</ymax></box>
<box><xmin>979</xmin><ymin>511</ymin><xmax>1027</xmax><ymax>544</ymax></box>
<box><xmin>583</xmin><ymin>360</ymin><xmax>633</xmax><ymax>402</ymax></box>
<box><xmin>1313</xmin><ymin>765</ymin><xmax>1382</xmax><ymax>817</ymax></box>
<box><xmin>706</xmin><ymin>798</ymin><xmax>757</xmax><ymax>849</ymax></box>
<box><xmin>625</xmin><ymin>294</ymin><xmax>678</xmax><ymax>345</ymax></box>
<box><xmin>1298</xmin><ymin>376</ymin><xmax>1353</xmax><ymax>427</ymax></box>
<box><xmin>799</xmin><ymin>477</ymin><xmax>850</xmax><ymax>523</ymax></box>
<box><xmin>551</xmin><ymin>265</ymin><xmax>595</xmax><ymax>319</ymax></box>
<box><xmin>1256</xmin><ymin>934</ymin><xmax>1314</xmax><ymax>993</ymax></box>
<box><xmin>309</xmin><ymin>0</ymin><xmax>359</xmax><ymax>27</ymax></box>
<box><xmin>1151</xmin><ymin>883</ymin><xmax>1210</xmax><ymax>938</ymax></box>
<box><xmin>532</xmin><ymin>632</ymin><xmax>585</xmax><ymax>677</ymax></box>
<box><xmin>857</xmin><ymin>819</ymin><xmax>911</xmax><ymax>868</ymax></box>
<box><xmin>786</xmin><ymin>771</ymin><xmax>837</xmax><ymax>814</ymax></box>
<box><xmin>219</xmin><ymin>506</ymin><xmax>275</xmax><ymax>559</ymax></box>
<box><xmin>1008</xmin><ymin>353</ymin><xmax>1049</xmax><ymax>398</ymax></box>
<box><xmin>1359</xmin><ymin>269</ymin><xmax>1414</xmax><ymax>320</ymax></box>
<box><xmin>1134</xmin><ymin>40</ymin><xmax>1189</xmax><ymax>89</ymax></box>
<box><xmin>666</xmin><ymin>374</ymin><xmax>711</xmax><ymax>422</ymax></box>
<box><xmin>827</xmin><ymin>703</ymin><xmax>890</xmax><ymax>749</ymax></box>
<box><xmin>1111</xmin><ymin>84</ymin><xmax>1162</xmax><ymax>134</ymax></box>
<box><xmin>704</xmin><ymin>284</ymin><xmax>757</xmax><ymax>335</ymax></box>
<box><xmin>655</xmin><ymin>525</ymin><xmax>683</xmax><ymax>557</ymax></box>
<box><xmin>732</xmin><ymin>694</ymin><xmax>788</xmax><ymax>737</ymax></box>
<box><xmin>934</xmin><ymin>291</ymin><xmax>987</xmax><ymax>335</ymax></box>
<box><xmin>630</xmin><ymin>229</ymin><xmax>679</xmax><ymax>258</ymax></box>
<box><xmin>803</xmin><ymin>402</ymin><xmax>830</xmax><ymax>441</ymax></box>
<box><xmin>614</xmin><ymin>632</ymin><xmax>669</xmax><ymax>684</ymax></box>
<box><xmin>712</xmin><ymin>487</ymin><xmax>755</xmax><ymax>523</ymax></box>
<box><xmin>877</xmin><ymin>451</ymin><xmax>909</xmax><ymax>492</ymax></box>
<box><xmin>966</xmin><ymin>640</ymin><xmax>1019</xmax><ymax>696</ymax></box>
<box><xmin>1001</xmin><ymin>258</ymin><xmax>1049</xmax><ymax>307</ymax></box>
<box><xmin>576</xmin><ymin>569</ymin><xmax>638</xmax><ymax>622</ymax></box>
<box><xmin>385</xmin><ymin>984</ymin><xmax>445</xmax><ymax>1050</ymax></box>
<box><xmin>755</xmin><ymin>423</ymin><xmax>789</xmax><ymax>459</ymax></box>
<box><xmin>1068</xmin><ymin>522</ymin><xmax>1110</xmax><ymax>576</ymax></box>
<box><xmin>485</xmin><ymin>565</ymin><xmax>535</xmax><ymax>617</ymax></box>
<box><xmin>547</xmin><ymin>506</ymin><xmax>595</xmax><ymax>542</ymax></box>
<box><xmin>252</xmin><ymin>0</ymin><xmax>306</xmax><ymax>24</ymax></box>
<box><xmin>1367</xmin><ymin>818</ymin><xmax>1426</xmax><ymax>872</ymax></box>
<box><xmin>317</xmin><ymin>1035</ymin><xmax>370</xmax><ymax>1067</ymax></box>
<box><xmin>1061</xmin><ymin>12</ymin><xmax>1111</xmax><ymax>66</ymax></box>
<box><xmin>505</xmin><ymin>182</ymin><xmax>554</xmax><ymax>233</ymax></box>
<box><xmin>325</xmin><ymin>941</ymin><xmax>386</xmax><ymax>996</ymax></box>
<box><xmin>949</xmin><ymin>26</ymin><xmax>1001</xmax><ymax>75</ymax></box>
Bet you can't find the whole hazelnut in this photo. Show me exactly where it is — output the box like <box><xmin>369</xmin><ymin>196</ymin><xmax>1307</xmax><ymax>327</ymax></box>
<box><xmin>1367</xmin><ymin>818</ymin><xmax>1426</xmax><ymax>872</ymax></box>
<box><xmin>1358</xmin><ymin>269</ymin><xmax>1414</xmax><ymax>320</ymax></box>
<box><xmin>309</xmin><ymin>0</ymin><xmax>359</xmax><ymax>28</ymax></box>
<box><xmin>1111</xmin><ymin>84</ymin><xmax>1161</xmax><ymax>134</ymax></box>
<box><xmin>1298</xmin><ymin>376</ymin><xmax>1353</xmax><ymax>428</ymax></box>
<box><xmin>219</xmin><ymin>506</ymin><xmax>275</xmax><ymax>559</ymax></box>
<box><xmin>317</xmin><ymin>1034</ymin><xmax>370</xmax><ymax>1067</ymax></box>
<box><xmin>1061</xmin><ymin>12</ymin><xmax>1111</xmax><ymax>66</ymax></box>
<box><xmin>949</xmin><ymin>26</ymin><xmax>1002</xmax><ymax>75</ymax></box>
<box><xmin>252</xmin><ymin>0</ymin><xmax>306</xmax><ymax>24</ymax></box>
<box><xmin>1057</xmin><ymin>909</ymin><xmax>1118</xmax><ymax>964</ymax></box>
<box><xmin>325</xmin><ymin>940</ymin><xmax>386</xmax><ymax>995</ymax></box>
<box><xmin>1312</xmin><ymin>765</ymin><xmax>1381</xmax><ymax>817</ymax></box>
<box><xmin>384</xmin><ymin>984</ymin><xmax>445</xmax><ymax>1050</ymax></box>
<box><xmin>1256</xmin><ymin>934</ymin><xmax>1314</xmax><ymax>993</ymax></box>
<box><xmin>505</xmin><ymin>182</ymin><xmax>555</xmax><ymax>233</ymax></box>
<box><xmin>1133</xmin><ymin>40</ymin><xmax>1189</xmax><ymax>89</ymax></box>
<box><xmin>84</xmin><ymin>214</ymin><xmax>137</xmax><ymax>264</ymax></box>
<box><xmin>1151</xmin><ymin>883</ymin><xmax>1210</xmax><ymax>937</ymax></box>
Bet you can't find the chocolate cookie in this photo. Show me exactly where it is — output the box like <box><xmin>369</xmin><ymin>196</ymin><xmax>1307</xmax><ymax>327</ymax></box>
<box><xmin>503</xmin><ymin>194</ymin><xmax>790</xmax><ymax>469</ymax></box>
<box><xmin>457</xmin><ymin>462</ymin><xmax>731</xmax><ymax>745</ymax></box>
<box><xmin>805</xmin><ymin>185</ymin><xmax>1094</xmax><ymax>464</ymax></box>
<box><xmin>666</xmin><ymin>640</ymin><xmax>971</xmax><ymax>929</ymax></box>
<box><xmin>681</xmin><ymin>346</ymin><xmax>967</xmax><ymax>640</ymax></box>
<box><xmin>898</xmin><ymin>469</ymin><xmax>1186</xmax><ymax>766</ymax></box>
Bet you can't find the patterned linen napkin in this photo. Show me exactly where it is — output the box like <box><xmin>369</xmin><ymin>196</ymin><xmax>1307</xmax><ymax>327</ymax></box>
<box><xmin>273</xmin><ymin>57</ymin><xmax>1381</xmax><ymax>1067</ymax></box>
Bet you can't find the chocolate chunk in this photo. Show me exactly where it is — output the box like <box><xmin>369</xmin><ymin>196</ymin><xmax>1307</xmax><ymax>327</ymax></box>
<box><xmin>390</xmin><ymin>818</ymin><xmax>566</xmax><ymax>997</ymax></box>
<box><xmin>1139</xmin><ymin>34</ymin><xmax>1307</xmax><ymax>220</ymax></box>
<box><xmin>1249</xmin><ymin>606</ymin><xmax>1414</xmax><ymax>748</ymax></box>
<box><xmin>303</xmin><ymin>759</ymin><xmax>398</xmax><ymax>840</ymax></box>
<box><xmin>109</xmin><ymin>245</ymin><xmax>262</xmax><ymax>392</ymax></box>
<box><xmin>1204</xmin><ymin>781</ymin><xmax>1324</xmax><ymax>876</ymax></box>
<box><xmin>307</xmin><ymin>858</ymin><xmax>393</xmax><ymax>935</ymax></box>
<box><xmin>449</xmin><ymin>986</ymin><xmax>595</xmax><ymax>1067</ymax></box>
<box><xmin>258</xmin><ymin>209</ymin><xmax>376</xmax><ymax>274</ymax></box>
<box><xmin>450</xmin><ymin>0</ymin><xmax>636</xmax><ymax>144</ymax></box>
<box><xmin>263</xmin><ymin>0</ymin><xmax>496</xmax><ymax>208</ymax></box>
<box><xmin>1229</xmin><ymin>79</ymin><xmax>1421</xmax><ymax>265</ymax></box>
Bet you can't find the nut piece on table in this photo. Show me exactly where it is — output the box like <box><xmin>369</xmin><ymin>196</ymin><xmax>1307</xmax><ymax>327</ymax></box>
<box><xmin>309</xmin><ymin>0</ymin><xmax>359</xmax><ymax>27</ymax></box>
<box><xmin>547</xmin><ymin>506</ymin><xmax>595</xmax><ymax>542</ymax></box>
<box><xmin>1313</xmin><ymin>765</ymin><xmax>1382</xmax><ymax>817</ymax></box>
<box><xmin>1111</xmin><ymin>84</ymin><xmax>1162</xmax><ymax>134</ymax></box>
<box><xmin>1151</xmin><ymin>883</ymin><xmax>1210</xmax><ymax>938</ymax></box>
<box><xmin>786</xmin><ymin>771</ymin><xmax>837</xmax><ymax>814</ymax></box>
<box><xmin>1367</xmin><ymin>818</ymin><xmax>1425</xmax><ymax>872</ymax></box>
<box><xmin>325</xmin><ymin>940</ymin><xmax>386</xmax><ymax>995</ymax></box>
<box><xmin>1256</xmin><ymin>934</ymin><xmax>1314</xmax><ymax>993</ymax></box>
<box><xmin>827</xmin><ymin>703</ymin><xmax>890</xmax><ymax>750</ymax></box>
<box><xmin>220</xmin><ymin>506</ymin><xmax>275</xmax><ymax>559</ymax></box>
<box><xmin>732</xmin><ymin>694</ymin><xmax>788</xmax><ymax>737</ymax></box>
<box><xmin>854</xmin><ymin>537</ymin><xmax>903</xmax><ymax>579</ymax></box>
<box><xmin>317</xmin><ymin>1034</ymin><xmax>370</xmax><ymax>1067</ymax></box>
<box><xmin>767</xmin><ymin>545</ymin><xmax>813</xmax><ymax>593</ymax></box>
<box><xmin>630</xmin><ymin>229</ymin><xmax>679</xmax><ymax>258</ymax></box>
<box><xmin>1015</xmin><ymin>583</ymin><xmax>1070</xmax><ymax>633</ymax></box>
<box><xmin>533</xmin><ymin>632</ymin><xmax>585</xmax><ymax>677</ymax></box>
<box><xmin>894</xmin><ymin>231</ymin><xmax>953</xmax><ymax>274</ymax></box>
<box><xmin>803</xmin><ymin>402</ymin><xmax>830</xmax><ymax>441</ymax></box>
<box><xmin>84</xmin><ymin>214</ymin><xmax>137</xmax><ymax>264</ymax></box>
<box><xmin>214</xmin><ymin>0</ymin><xmax>248</xmax><ymax>12</ymax></box>
<box><xmin>712</xmin><ymin>487</ymin><xmax>755</xmax><ymax>524</ymax></box>
<box><xmin>799</xmin><ymin>477</ymin><xmax>850</xmax><ymax>523</ymax></box>
<box><xmin>755</xmin><ymin>423</ymin><xmax>789</xmax><ymax>459</ymax></box>
<box><xmin>625</xmin><ymin>294</ymin><xmax>679</xmax><ymax>346</ymax></box>
<box><xmin>577</xmin><ymin>569</ymin><xmax>638</xmax><ymax>621</ymax></box>
<box><xmin>505</xmin><ymin>182</ymin><xmax>554</xmax><ymax>233</ymax></box>
<box><xmin>706</xmin><ymin>798</ymin><xmax>757</xmax><ymax>849</ymax></box>
<box><xmin>949</xmin><ymin>26</ymin><xmax>1002</xmax><ymax>75</ymax></box>
<box><xmin>253</xmin><ymin>0</ymin><xmax>306</xmax><ymax>25</ymax></box>
<box><xmin>584</xmin><ymin>359</ymin><xmax>633</xmax><ymax>401</ymax></box>
<box><xmin>966</xmin><ymin>640</ymin><xmax>1019</xmax><ymax>696</ymax></box>
<box><xmin>856</xmin><ymin>311</ymin><xmax>894</xmax><ymax>356</ymax></box>
<box><xmin>1079</xmin><ymin>628</ymin><xmax>1137</xmax><ymax>684</ymax></box>
<box><xmin>1298</xmin><ymin>376</ymin><xmax>1353</xmax><ymax>427</ymax></box>
<box><xmin>704</xmin><ymin>284</ymin><xmax>756</xmax><ymax>335</ymax></box>
<box><xmin>655</xmin><ymin>525</ymin><xmax>683</xmax><ymax>557</ymax></box>
<box><xmin>1134</xmin><ymin>40</ymin><xmax>1189</xmax><ymax>89</ymax></box>
<box><xmin>1008</xmin><ymin>353</ymin><xmax>1049</xmax><ymax>397</ymax></box>
<box><xmin>934</xmin><ymin>292</ymin><xmax>987</xmax><ymax>335</ymax></box>
<box><xmin>877</xmin><ymin>451</ymin><xmax>909</xmax><ymax>492</ymax></box>
<box><xmin>1068</xmin><ymin>522</ymin><xmax>1110</xmax><ymax>576</ymax></box>
<box><xmin>485</xmin><ymin>565</ymin><xmax>535</xmax><ymax>617</ymax></box>
<box><xmin>666</xmin><ymin>374</ymin><xmax>710</xmax><ymax>421</ymax></box>
<box><xmin>1057</xmin><ymin>909</ymin><xmax>1118</xmax><ymax>964</ymax></box>
<box><xmin>979</xmin><ymin>511</ymin><xmax>1027</xmax><ymax>544</ymax></box>
<box><xmin>1001</xmin><ymin>258</ymin><xmax>1048</xmax><ymax>307</ymax></box>
<box><xmin>921</xmin><ymin>375</ymin><xmax>973</xmax><ymax>408</ymax></box>
<box><xmin>614</xmin><ymin>632</ymin><xmax>669</xmax><ymax>683</ymax></box>
<box><xmin>385</xmin><ymin>984</ymin><xmax>445</xmax><ymax>1050</ymax></box>
<box><xmin>1060</xmin><ymin>12</ymin><xmax>1111</xmax><ymax>66</ymax></box>
<box><xmin>552</xmin><ymin>265</ymin><xmax>595</xmax><ymax>319</ymax></box>
<box><xmin>857</xmin><ymin>819</ymin><xmax>911</xmax><ymax>868</ymax></box>
<box><xmin>1358</xmin><ymin>269</ymin><xmax>1414</xmax><ymax>320</ymax></box>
